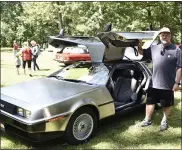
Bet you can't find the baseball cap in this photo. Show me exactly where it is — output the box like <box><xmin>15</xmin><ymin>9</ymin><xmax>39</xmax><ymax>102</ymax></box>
<box><xmin>159</xmin><ymin>27</ymin><xmax>171</xmax><ymax>34</ymax></box>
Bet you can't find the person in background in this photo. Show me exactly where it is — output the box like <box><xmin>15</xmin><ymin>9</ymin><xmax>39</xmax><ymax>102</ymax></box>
<box><xmin>13</xmin><ymin>40</ymin><xmax>19</xmax><ymax>57</ymax></box>
<box><xmin>16</xmin><ymin>42</ymin><xmax>32</xmax><ymax>77</ymax></box>
<box><xmin>15</xmin><ymin>55</ymin><xmax>21</xmax><ymax>75</ymax></box>
<box><xmin>30</xmin><ymin>40</ymin><xmax>40</xmax><ymax>71</ymax></box>
<box><xmin>138</xmin><ymin>27</ymin><xmax>182</xmax><ymax>131</ymax></box>
<box><xmin>43</xmin><ymin>43</ymin><xmax>46</xmax><ymax>51</ymax></box>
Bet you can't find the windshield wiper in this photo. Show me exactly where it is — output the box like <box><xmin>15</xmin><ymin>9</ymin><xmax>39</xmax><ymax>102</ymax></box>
<box><xmin>64</xmin><ymin>79</ymin><xmax>93</xmax><ymax>85</ymax></box>
<box><xmin>49</xmin><ymin>76</ymin><xmax>93</xmax><ymax>85</ymax></box>
<box><xmin>48</xmin><ymin>75</ymin><xmax>64</xmax><ymax>80</ymax></box>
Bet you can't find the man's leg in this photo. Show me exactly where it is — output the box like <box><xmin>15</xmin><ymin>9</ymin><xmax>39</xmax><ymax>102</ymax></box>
<box><xmin>141</xmin><ymin>88</ymin><xmax>157</xmax><ymax>127</ymax></box>
<box><xmin>141</xmin><ymin>104</ymin><xmax>155</xmax><ymax>127</ymax></box>
<box><xmin>159</xmin><ymin>107</ymin><xmax>171</xmax><ymax>131</ymax></box>
<box><xmin>161</xmin><ymin>107</ymin><xmax>171</xmax><ymax>123</ymax></box>
<box><xmin>23</xmin><ymin>61</ymin><xmax>26</xmax><ymax>75</ymax></box>
<box><xmin>33</xmin><ymin>58</ymin><xmax>36</xmax><ymax>71</ymax></box>
<box><xmin>145</xmin><ymin>104</ymin><xmax>155</xmax><ymax>121</ymax></box>
<box><xmin>16</xmin><ymin>66</ymin><xmax>20</xmax><ymax>75</ymax></box>
<box><xmin>34</xmin><ymin>57</ymin><xmax>40</xmax><ymax>70</ymax></box>
<box><xmin>159</xmin><ymin>90</ymin><xmax>174</xmax><ymax>131</ymax></box>
<box><xmin>28</xmin><ymin>60</ymin><xmax>32</xmax><ymax>77</ymax></box>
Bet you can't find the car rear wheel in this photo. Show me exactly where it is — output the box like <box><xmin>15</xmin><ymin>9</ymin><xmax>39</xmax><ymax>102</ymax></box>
<box><xmin>65</xmin><ymin>108</ymin><xmax>98</xmax><ymax>145</ymax></box>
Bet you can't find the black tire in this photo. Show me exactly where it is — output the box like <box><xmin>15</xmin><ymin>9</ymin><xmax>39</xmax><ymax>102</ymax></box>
<box><xmin>65</xmin><ymin>108</ymin><xmax>98</xmax><ymax>145</ymax></box>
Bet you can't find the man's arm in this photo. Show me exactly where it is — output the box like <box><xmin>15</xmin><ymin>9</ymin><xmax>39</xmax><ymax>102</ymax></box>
<box><xmin>138</xmin><ymin>40</ymin><xmax>143</xmax><ymax>55</ymax></box>
<box><xmin>175</xmin><ymin>68</ymin><xmax>182</xmax><ymax>84</ymax></box>
<box><xmin>173</xmin><ymin>68</ymin><xmax>182</xmax><ymax>91</ymax></box>
<box><xmin>173</xmin><ymin>48</ymin><xmax>182</xmax><ymax>91</ymax></box>
<box><xmin>176</xmin><ymin>48</ymin><xmax>182</xmax><ymax>84</ymax></box>
<box><xmin>138</xmin><ymin>40</ymin><xmax>152</xmax><ymax>60</ymax></box>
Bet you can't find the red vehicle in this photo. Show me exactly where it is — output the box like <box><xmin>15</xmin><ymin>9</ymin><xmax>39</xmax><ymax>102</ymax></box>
<box><xmin>49</xmin><ymin>36</ymin><xmax>98</xmax><ymax>65</ymax></box>
<box><xmin>55</xmin><ymin>46</ymin><xmax>91</xmax><ymax>65</ymax></box>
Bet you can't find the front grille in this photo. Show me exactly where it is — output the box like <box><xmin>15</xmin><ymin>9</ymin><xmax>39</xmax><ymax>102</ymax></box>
<box><xmin>0</xmin><ymin>100</ymin><xmax>16</xmax><ymax>114</ymax></box>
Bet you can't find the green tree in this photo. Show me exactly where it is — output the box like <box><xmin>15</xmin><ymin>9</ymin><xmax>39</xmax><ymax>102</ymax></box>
<box><xmin>1</xmin><ymin>2</ymin><xmax>181</xmax><ymax>47</ymax></box>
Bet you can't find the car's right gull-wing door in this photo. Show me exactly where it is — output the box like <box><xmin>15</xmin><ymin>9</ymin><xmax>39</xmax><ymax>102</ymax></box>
<box><xmin>97</xmin><ymin>31</ymin><xmax>159</xmax><ymax>61</ymax></box>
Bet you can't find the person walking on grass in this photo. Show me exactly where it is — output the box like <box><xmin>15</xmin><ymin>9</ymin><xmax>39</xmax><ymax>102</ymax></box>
<box><xmin>138</xmin><ymin>27</ymin><xmax>182</xmax><ymax>131</ymax></box>
<box><xmin>13</xmin><ymin>40</ymin><xmax>19</xmax><ymax>57</ymax></box>
<box><xmin>16</xmin><ymin>42</ymin><xmax>32</xmax><ymax>77</ymax></box>
<box><xmin>30</xmin><ymin>40</ymin><xmax>40</xmax><ymax>71</ymax></box>
<box><xmin>15</xmin><ymin>55</ymin><xmax>21</xmax><ymax>75</ymax></box>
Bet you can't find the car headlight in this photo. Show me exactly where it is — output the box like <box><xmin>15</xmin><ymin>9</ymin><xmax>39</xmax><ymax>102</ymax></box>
<box><xmin>17</xmin><ymin>107</ymin><xmax>31</xmax><ymax>118</ymax></box>
<box><xmin>24</xmin><ymin>110</ymin><xmax>31</xmax><ymax>118</ymax></box>
<box><xmin>17</xmin><ymin>107</ymin><xmax>24</xmax><ymax>117</ymax></box>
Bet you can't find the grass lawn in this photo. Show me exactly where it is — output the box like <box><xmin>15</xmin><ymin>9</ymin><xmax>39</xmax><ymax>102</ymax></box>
<box><xmin>1</xmin><ymin>50</ymin><xmax>181</xmax><ymax>149</ymax></box>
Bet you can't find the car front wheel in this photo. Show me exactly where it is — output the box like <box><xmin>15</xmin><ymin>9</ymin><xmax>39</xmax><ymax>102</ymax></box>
<box><xmin>65</xmin><ymin>108</ymin><xmax>98</xmax><ymax>145</ymax></box>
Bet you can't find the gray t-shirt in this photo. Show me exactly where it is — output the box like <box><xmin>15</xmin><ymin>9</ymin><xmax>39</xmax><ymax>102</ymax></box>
<box><xmin>143</xmin><ymin>43</ymin><xmax>182</xmax><ymax>90</ymax></box>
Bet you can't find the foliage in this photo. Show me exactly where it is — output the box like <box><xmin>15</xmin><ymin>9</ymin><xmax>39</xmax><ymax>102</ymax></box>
<box><xmin>1</xmin><ymin>2</ymin><xmax>182</xmax><ymax>47</ymax></box>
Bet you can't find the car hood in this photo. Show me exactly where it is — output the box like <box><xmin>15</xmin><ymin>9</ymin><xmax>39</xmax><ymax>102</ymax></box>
<box><xmin>1</xmin><ymin>78</ymin><xmax>97</xmax><ymax>109</ymax></box>
<box><xmin>49</xmin><ymin>31</ymin><xmax>159</xmax><ymax>63</ymax></box>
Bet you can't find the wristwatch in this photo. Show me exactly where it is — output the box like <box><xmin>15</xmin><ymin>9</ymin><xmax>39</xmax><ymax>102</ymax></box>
<box><xmin>175</xmin><ymin>82</ymin><xmax>181</xmax><ymax>85</ymax></box>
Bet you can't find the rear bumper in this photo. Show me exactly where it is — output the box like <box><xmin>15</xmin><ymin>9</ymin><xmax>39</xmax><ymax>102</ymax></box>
<box><xmin>54</xmin><ymin>59</ymin><xmax>76</xmax><ymax>64</ymax></box>
<box><xmin>54</xmin><ymin>53</ymin><xmax>91</xmax><ymax>64</ymax></box>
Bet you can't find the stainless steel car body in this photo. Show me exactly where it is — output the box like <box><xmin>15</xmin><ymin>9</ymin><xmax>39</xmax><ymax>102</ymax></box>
<box><xmin>1</xmin><ymin>76</ymin><xmax>115</xmax><ymax>131</ymax></box>
<box><xmin>0</xmin><ymin>31</ymin><xmax>157</xmax><ymax>142</ymax></box>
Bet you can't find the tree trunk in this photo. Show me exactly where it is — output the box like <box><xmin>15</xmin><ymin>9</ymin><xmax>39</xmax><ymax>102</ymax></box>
<box><xmin>147</xmin><ymin>8</ymin><xmax>153</xmax><ymax>30</ymax></box>
<box><xmin>58</xmin><ymin>12</ymin><xmax>63</xmax><ymax>30</ymax></box>
<box><xmin>56</xmin><ymin>2</ymin><xmax>63</xmax><ymax>30</ymax></box>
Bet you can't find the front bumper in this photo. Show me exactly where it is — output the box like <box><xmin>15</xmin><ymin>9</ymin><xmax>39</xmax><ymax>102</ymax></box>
<box><xmin>0</xmin><ymin>113</ymin><xmax>65</xmax><ymax>142</ymax></box>
<box><xmin>2</xmin><ymin>123</ymin><xmax>64</xmax><ymax>142</ymax></box>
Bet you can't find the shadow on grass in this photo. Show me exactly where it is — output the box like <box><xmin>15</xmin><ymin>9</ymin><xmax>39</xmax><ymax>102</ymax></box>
<box><xmin>2</xmin><ymin>102</ymin><xmax>181</xmax><ymax>149</ymax></box>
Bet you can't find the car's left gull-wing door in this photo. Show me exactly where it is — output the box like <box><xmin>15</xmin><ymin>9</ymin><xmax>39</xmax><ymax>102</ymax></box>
<box><xmin>49</xmin><ymin>36</ymin><xmax>105</xmax><ymax>63</ymax></box>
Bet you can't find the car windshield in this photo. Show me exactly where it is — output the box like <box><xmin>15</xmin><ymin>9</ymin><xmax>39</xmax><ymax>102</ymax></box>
<box><xmin>53</xmin><ymin>63</ymin><xmax>109</xmax><ymax>85</ymax></box>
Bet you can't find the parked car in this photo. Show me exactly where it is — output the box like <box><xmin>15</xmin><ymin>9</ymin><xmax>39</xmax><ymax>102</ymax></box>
<box><xmin>49</xmin><ymin>36</ymin><xmax>101</xmax><ymax>65</ymax></box>
<box><xmin>49</xmin><ymin>24</ymin><xmax>112</xmax><ymax>65</ymax></box>
<box><xmin>0</xmin><ymin>31</ymin><xmax>159</xmax><ymax>145</ymax></box>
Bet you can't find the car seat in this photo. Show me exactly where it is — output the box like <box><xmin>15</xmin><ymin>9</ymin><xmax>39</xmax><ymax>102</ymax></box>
<box><xmin>113</xmin><ymin>69</ymin><xmax>138</xmax><ymax>106</ymax></box>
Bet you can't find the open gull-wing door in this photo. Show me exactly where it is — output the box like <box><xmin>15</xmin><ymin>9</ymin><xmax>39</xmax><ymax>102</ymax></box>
<box><xmin>48</xmin><ymin>31</ymin><xmax>159</xmax><ymax>63</ymax></box>
<box><xmin>97</xmin><ymin>31</ymin><xmax>159</xmax><ymax>61</ymax></box>
<box><xmin>48</xmin><ymin>36</ymin><xmax>105</xmax><ymax>62</ymax></box>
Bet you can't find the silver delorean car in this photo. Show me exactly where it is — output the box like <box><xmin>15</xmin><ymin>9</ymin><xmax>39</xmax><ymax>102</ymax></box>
<box><xmin>0</xmin><ymin>31</ymin><xmax>159</xmax><ymax>145</ymax></box>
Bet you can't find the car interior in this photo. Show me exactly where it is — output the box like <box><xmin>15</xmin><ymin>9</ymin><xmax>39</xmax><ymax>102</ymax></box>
<box><xmin>107</xmin><ymin>63</ymin><xmax>145</xmax><ymax>109</ymax></box>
